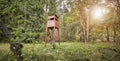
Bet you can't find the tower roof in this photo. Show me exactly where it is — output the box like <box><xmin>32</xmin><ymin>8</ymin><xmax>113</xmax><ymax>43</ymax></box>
<box><xmin>48</xmin><ymin>14</ymin><xmax>59</xmax><ymax>19</ymax></box>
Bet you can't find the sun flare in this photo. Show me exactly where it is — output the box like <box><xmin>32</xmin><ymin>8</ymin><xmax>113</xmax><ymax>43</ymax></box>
<box><xmin>92</xmin><ymin>6</ymin><xmax>109</xmax><ymax>20</ymax></box>
<box><xmin>93</xmin><ymin>8</ymin><xmax>103</xmax><ymax>19</ymax></box>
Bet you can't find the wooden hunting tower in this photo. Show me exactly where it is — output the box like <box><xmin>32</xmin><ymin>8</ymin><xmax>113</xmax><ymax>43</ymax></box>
<box><xmin>45</xmin><ymin>14</ymin><xmax>60</xmax><ymax>45</ymax></box>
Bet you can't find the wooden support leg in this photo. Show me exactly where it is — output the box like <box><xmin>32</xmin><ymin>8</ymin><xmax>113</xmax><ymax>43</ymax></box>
<box><xmin>52</xmin><ymin>27</ymin><xmax>55</xmax><ymax>49</ymax></box>
<box><xmin>53</xmin><ymin>27</ymin><xmax>55</xmax><ymax>42</ymax></box>
<box><xmin>58</xmin><ymin>28</ymin><xmax>60</xmax><ymax>45</ymax></box>
<box><xmin>45</xmin><ymin>27</ymin><xmax>48</xmax><ymax>46</ymax></box>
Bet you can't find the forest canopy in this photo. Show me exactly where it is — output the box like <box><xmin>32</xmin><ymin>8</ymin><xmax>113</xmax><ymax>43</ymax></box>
<box><xmin>0</xmin><ymin>0</ymin><xmax>120</xmax><ymax>43</ymax></box>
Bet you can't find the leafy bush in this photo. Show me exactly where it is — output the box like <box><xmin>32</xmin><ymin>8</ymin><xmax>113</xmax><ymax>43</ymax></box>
<box><xmin>0</xmin><ymin>42</ymin><xmax>120</xmax><ymax>61</ymax></box>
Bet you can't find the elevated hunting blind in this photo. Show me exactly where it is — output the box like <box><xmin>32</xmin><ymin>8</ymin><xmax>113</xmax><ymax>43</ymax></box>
<box><xmin>45</xmin><ymin>14</ymin><xmax>60</xmax><ymax>45</ymax></box>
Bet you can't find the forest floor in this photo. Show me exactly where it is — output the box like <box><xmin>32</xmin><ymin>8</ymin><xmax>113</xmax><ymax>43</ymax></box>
<box><xmin>0</xmin><ymin>42</ymin><xmax>120</xmax><ymax>61</ymax></box>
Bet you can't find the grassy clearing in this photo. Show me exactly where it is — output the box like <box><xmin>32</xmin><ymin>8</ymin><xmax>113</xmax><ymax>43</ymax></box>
<box><xmin>0</xmin><ymin>42</ymin><xmax>120</xmax><ymax>61</ymax></box>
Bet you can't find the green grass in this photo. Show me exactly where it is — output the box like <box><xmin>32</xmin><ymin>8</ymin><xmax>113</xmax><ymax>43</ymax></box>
<box><xmin>0</xmin><ymin>42</ymin><xmax>120</xmax><ymax>61</ymax></box>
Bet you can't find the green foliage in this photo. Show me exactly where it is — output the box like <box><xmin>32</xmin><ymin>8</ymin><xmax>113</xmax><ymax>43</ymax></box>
<box><xmin>0</xmin><ymin>42</ymin><xmax>120</xmax><ymax>61</ymax></box>
<box><xmin>0</xmin><ymin>0</ymin><xmax>120</xmax><ymax>43</ymax></box>
<box><xmin>0</xmin><ymin>0</ymin><xmax>49</xmax><ymax>43</ymax></box>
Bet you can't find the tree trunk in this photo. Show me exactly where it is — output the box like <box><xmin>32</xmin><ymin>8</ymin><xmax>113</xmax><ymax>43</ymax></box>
<box><xmin>86</xmin><ymin>10</ymin><xmax>90</xmax><ymax>42</ymax></box>
<box><xmin>106</xmin><ymin>27</ymin><xmax>110</xmax><ymax>42</ymax></box>
<box><xmin>113</xmin><ymin>25</ymin><xmax>117</xmax><ymax>42</ymax></box>
<box><xmin>0</xmin><ymin>19</ymin><xmax>12</xmax><ymax>39</ymax></box>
